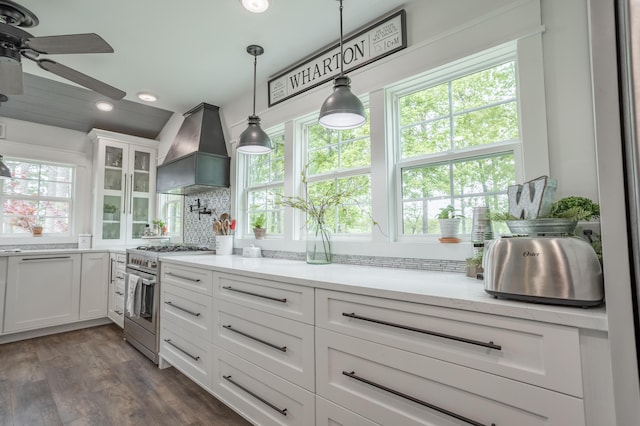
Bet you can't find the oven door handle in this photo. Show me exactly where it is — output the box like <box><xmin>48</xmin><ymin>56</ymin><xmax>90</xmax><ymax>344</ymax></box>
<box><xmin>141</xmin><ymin>278</ymin><xmax>156</xmax><ymax>286</ymax></box>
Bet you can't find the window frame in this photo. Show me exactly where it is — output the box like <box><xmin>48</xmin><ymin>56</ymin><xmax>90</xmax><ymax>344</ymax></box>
<box><xmin>237</xmin><ymin>125</ymin><xmax>286</xmax><ymax>239</ymax></box>
<box><xmin>0</xmin><ymin>157</ymin><xmax>76</xmax><ymax>238</ymax></box>
<box><xmin>389</xmin><ymin>47</ymin><xmax>524</xmax><ymax>241</ymax></box>
<box><xmin>298</xmin><ymin>104</ymin><xmax>374</xmax><ymax>239</ymax></box>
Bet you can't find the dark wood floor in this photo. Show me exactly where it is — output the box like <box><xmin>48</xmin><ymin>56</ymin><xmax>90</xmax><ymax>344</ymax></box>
<box><xmin>0</xmin><ymin>324</ymin><xmax>252</xmax><ymax>426</ymax></box>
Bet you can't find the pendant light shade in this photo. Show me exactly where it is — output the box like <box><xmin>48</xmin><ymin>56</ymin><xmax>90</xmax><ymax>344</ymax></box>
<box><xmin>237</xmin><ymin>45</ymin><xmax>272</xmax><ymax>155</ymax></box>
<box><xmin>0</xmin><ymin>155</ymin><xmax>12</xmax><ymax>179</ymax></box>
<box><xmin>318</xmin><ymin>0</ymin><xmax>366</xmax><ymax>130</ymax></box>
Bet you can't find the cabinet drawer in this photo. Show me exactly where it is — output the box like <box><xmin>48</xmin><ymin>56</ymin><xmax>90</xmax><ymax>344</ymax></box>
<box><xmin>214</xmin><ymin>273</ymin><xmax>314</xmax><ymax>324</ymax></box>
<box><xmin>161</xmin><ymin>264</ymin><xmax>213</xmax><ymax>295</ymax></box>
<box><xmin>162</xmin><ymin>284</ymin><xmax>213</xmax><ymax>343</ymax></box>
<box><xmin>317</xmin><ymin>328</ymin><xmax>585</xmax><ymax>426</ymax></box>
<box><xmin>160</xmin><ymin>322</ymin><xmax>212</xmax><ymax>391</ymax></box>
<box><xmin>316</xmin><ymin>289</ymin><xmax>582</xmax><ymax>397</ymax></box>
<box><xmin>316</xmin><ymin>396</ymin><xmax>380</xmax><ymax>426</ymax></box>
<box><xmin>213</xmin><ymin>346</ymin><xmax>315</xmax><ymax>426</ymax></box>
<box><xmin>215</xmin><ymin>299</ymin><xmax>315</xmax><ymax>391</ymax></box>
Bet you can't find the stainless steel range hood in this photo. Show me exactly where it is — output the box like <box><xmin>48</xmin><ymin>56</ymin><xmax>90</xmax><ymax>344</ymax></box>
<box><xmin>156</xmin><ymin>103</ymin><xmax>230</xmax><ymax>194</ymax></box>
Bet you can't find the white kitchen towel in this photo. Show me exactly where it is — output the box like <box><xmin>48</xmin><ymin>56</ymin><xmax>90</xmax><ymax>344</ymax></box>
<box><xmin>126</xmin><ymin>273</ymin><xmax>141</xmax><ymax>318</ymax></box>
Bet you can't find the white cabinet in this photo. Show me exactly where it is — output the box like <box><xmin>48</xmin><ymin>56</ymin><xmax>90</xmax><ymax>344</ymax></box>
<box><xmin>80</xmin><ymin>252</ymin><xmax>110</xmax><ymax>320</ymax></box>
<box><xmin>89</xmin><ymin>129</ymin><xmax>158</xmax><ymax>247</ymax></box>
<box><xmin>0</xmin><ymin>257</ymin><xmax>7</xmax><ymax>334</ymax></box>
<box><xmin>4</xmin><ymin>254</ymin><xmax>81</xmax><ymax>333</ymax></box>
<box><xmin>212</xmin><ymin>273</ymin><xmax>316</xmax><ymax>424</ymax></box>
<box><xmin>159</xmin><ymin>263</ymin><xmax>215</xmax><ymax>391</ymax></box>
<box><xmin>316</xmin><ymin>328</ymin><xmax>585</xmax><ymax>425</ymax></box>
<box><xmin>107</xmin><ymin>252</ymin><xmax>126</xmax><ymax>327</ymax></box>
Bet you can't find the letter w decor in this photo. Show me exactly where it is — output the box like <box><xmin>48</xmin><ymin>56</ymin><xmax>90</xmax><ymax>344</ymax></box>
<box><xmin>268</xmin><ymin>9</ymin><xmax>407</xmax><ymax>107</ymax></box>
<box><xmin>508</xmin><ymin>176</ymin><xmax>557</xmax><ymax>220</ymax></box>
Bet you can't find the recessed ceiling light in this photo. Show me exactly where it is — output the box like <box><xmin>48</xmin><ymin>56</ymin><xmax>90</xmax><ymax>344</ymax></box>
<box><xmin>137</xmin><ymin>92</ymin><xmax>157</xmax><ymax>102</ymax></box>
<box><xmin>241</xmin><ymin>0</ymin><xmax>269</xmax><ymax>13</ymax></box>
<box><xmin>96</xmin><ymin>101</ymin><xmax>113</xmax><ymax>112</ymax></box>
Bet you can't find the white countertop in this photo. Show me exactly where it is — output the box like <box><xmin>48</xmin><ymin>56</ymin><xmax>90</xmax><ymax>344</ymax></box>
<box><xmin>0</xmin><ymin>248</ymin><xmax>113</xmax><ymax>256</ymax></box>
<box><xmin>159</xmin><ymin>254</ymin><xmax>608</xmax><ymax>332</ymax></box>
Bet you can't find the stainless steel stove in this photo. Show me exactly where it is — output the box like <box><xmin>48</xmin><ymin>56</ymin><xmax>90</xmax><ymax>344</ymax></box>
<box><xmin>124</xmin><ymin>244</ymin><xmax>214</xmax><ymax>363</ymax></box>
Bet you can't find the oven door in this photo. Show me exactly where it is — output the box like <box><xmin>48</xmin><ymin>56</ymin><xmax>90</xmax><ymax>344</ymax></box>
<box><xmin>124</xmin><ymin>266</ymin><xmax>157</xmax><ymax>334</ymax></box>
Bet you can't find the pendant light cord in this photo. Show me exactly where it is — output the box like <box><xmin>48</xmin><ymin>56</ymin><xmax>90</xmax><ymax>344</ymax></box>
<box><xmin>339</xmin><ymin>0</ymin><xmax>344</xmax><ymax>77</ymax></box>
<box><xmin>252</xmin><ymin>53</ymin><xmax>258</xmax><ymax>116</ymax></box>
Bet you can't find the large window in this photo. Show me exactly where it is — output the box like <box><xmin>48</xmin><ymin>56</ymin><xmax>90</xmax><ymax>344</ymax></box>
<box><xmin>395</xmin><ymin>60</ymin><xmax>520</xmax><ymax>236</ymax></box>
<box><xmin>242</xmin><ymin>132</ymin><xmax>285</xmax><ymax>236</ymax></box>
<box><xmin>0</xmin><ymin>159</ymin><xmax>74</xmax><ymax>236</ymax></box>
<box><xmin>303</xmin><ymin>109</ymin><xmax>372</xmax><ymax>235</ymax></box>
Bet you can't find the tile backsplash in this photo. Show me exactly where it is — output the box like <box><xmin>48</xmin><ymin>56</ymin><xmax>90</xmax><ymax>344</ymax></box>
<box><xmin>183</xmin><ymin>188</ymin><xmax>231</xmax><ymax>247</ymax></box>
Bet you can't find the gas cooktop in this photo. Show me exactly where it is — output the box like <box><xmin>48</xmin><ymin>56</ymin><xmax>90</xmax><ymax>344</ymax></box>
<box><xmin>132</xmin><ymin>244</ymin><xmax>211</xmax><ymax>253</ymax></box>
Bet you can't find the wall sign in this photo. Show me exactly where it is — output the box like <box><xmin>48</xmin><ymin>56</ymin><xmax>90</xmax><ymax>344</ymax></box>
<box><xmin>268</xmin><ymin>9</ymin><xmax>407</xmax><ymax>107</ymax></box>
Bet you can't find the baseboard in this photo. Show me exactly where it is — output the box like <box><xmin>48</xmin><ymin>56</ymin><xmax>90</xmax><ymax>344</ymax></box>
<box><xmin>0</xmin><ymin>317</ymin><xmax>113</xmax><ymax>344</ymax></box>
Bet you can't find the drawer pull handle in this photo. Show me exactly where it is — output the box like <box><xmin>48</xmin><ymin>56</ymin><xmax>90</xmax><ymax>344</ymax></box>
<box><xmin>22</xmin><ymin>256</ymin><xmax>71</xmax><ymax>261</ymax></box>
<box><xmin>165</xmin><ymin>301</ymin><xmax>201</xmax><ymax>317</ymax></box>
<box><xmin>114</xmin><ymin>310</ymin><xmax>123</xmax><ymax>315</ymax></box>
<box><xmin>223</xmin><ymin>375</ymin><xmax>288</xmax><ymax>416</ymax></box>
<box><xmin>166</xmin><ymin>272</ymin><xmax>201</xmax><ymax>282</ymax></box>
<box><xmin>342</xmin><ymin>312</ymin><xmax>502</xmax><ymax>351</ymax></box>
<box><xmin>223</xmin><ymin>325</ymin><xmax>287</xmax><ymax>352</ymax></box>
<box><xmin>163</xmin><ymin>339</ymin><xmax>200</xmax><ymax>361</ymax></box>
<box><xmin>342</xmin><ymin>371</ymin><xmax>494</xmax><ymax>426</ymax></box>
<box><xmin>222</xmin><ymin>286</ymin><xmax>287</xmax><ymax>303</ymax></box>
<box><xmin>115</xmin><ymin>291</ymin><xmax>124</xmax><ymax>296</ymax></box>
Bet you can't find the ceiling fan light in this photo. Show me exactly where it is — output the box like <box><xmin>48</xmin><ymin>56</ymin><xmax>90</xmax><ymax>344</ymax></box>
<box><xmin>0</xmin><ymin>56</ymin><xmax>23</xmax><ymax>95</ymax></box>
<box><xmin>95</xmin><ymin>101</ymin><xmax>113</xmax><ymax>112</ymax></box>
<box><xmin>241</xmin><ymin>0</ymin><xmax>270</xmax><ymax>13</ymax></box>
<box><xmin>0</xmin><ymin>155</ymin><xmax>12</xmax><ymax>179</ymax></box>
<box><xmin>319</xmin><ymin>76</ymin><xmax>366</xmax><ymax>130</ymax></box>
<box><xmin>237</xmin><ymin>115</ymin><xmax>272</xmax><ymax>154</ymax></box>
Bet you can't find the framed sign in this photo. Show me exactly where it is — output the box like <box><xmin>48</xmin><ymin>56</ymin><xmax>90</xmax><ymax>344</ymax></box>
<box><xmin>268</xmin><ymin>9</ymin><xmax>407</xmax><ymax>107</ymax></box>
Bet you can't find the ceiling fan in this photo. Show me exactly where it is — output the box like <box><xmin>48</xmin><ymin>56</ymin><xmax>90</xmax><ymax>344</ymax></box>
<box><xmin>0</xmin><ymin>0</ymin><xmax>125</xmax><ymax>100</ymax></box>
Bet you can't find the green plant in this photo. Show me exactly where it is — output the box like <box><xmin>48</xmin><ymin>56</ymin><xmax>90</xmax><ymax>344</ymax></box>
<box><xmin>103</xmin><ymin>204</ymin><xmax>118</xmax><ymax>214</ymax></box>
<box><xmin>152</xmin><ymin>219</ymin><xmax>165</xmax><ymax>228</ymax></box>
<box><xmin>252</xmin><ymin>214</ymin><xmax>266</xmax><ymax>229</ymax></box>
<box><xmin>437</xmin><ymin>205</ymin><xmax>463</xmax><ymax>219</ymax></box>
<box><xmin>549</xmin><ymin>196</ymin><xmax>600</xmax><ymax>221</ymax></box>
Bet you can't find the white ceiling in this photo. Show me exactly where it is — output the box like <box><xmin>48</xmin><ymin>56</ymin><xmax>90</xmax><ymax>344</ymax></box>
<box><xmin>14</xmin><ymin>0</ymin><xmax>409</xmax><ymax>116</ymax></box>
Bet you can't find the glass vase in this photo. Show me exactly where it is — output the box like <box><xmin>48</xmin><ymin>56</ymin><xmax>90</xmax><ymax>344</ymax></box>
<box><xmin>306</xmin><ymin>221</ymin><xmax>332</xmax><ymax>264</ymax></box>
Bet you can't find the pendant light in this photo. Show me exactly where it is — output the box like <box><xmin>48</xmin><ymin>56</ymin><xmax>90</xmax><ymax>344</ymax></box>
<box><xmin>0</xmin><ymin>155</ymin><xmax>12</xmax><ymax>179</ymax></box>
<box><xmin>318</xmin><ymin>0</ymin><xmax>366</xmax><ymax>130</ymax></box>
<box><xmin>237</xmin><ymin>45</ymin><xmax>272</xmax><ymax>154</ymax></box>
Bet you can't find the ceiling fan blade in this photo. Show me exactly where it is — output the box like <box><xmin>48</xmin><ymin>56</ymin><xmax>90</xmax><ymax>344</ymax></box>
<box><xmin>0</xmin><ymin>57</ymin><xmax>23</xmax><ymax>94</ymax></box>
<box><xmin>38</xmin><ymin>59</ymin><xmax>125</xmax><ymax>100</ymax></box>
<box><xmin>26</xmin><ymin>33</ymin><xmax>114</xmax><ymax>54</ymax></box>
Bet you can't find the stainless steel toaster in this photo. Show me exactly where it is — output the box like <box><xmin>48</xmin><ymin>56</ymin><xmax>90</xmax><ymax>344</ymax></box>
<box><xmin>483</xmin><ymin>236</ymin><xmax>604</xmax><ymax>307</ymax></box>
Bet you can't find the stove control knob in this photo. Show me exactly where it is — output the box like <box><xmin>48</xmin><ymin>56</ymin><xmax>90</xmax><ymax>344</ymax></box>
<box><xmin>150</xmin><ymin>261</ymin><xmax>157</xmax><ymax>268</ymax></box>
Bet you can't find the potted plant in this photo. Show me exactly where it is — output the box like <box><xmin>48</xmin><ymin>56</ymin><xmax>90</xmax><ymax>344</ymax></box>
<box><xmin>152</xmin><ymin>219</ymin><xmax>165</xmax><ymax>236</ymax></box>
<box><xmin>31</xmin><ymin>223</ymin><xmax>43</xmax><ymax>237</ymax></box>
<box><xmin>252</xmin><ymin>214</ymin><xmax>266</xmax><ymax>240</ymax></box>
<box><xmin>437</xmin><ymin>205</ymin><xmax>463</xmax><ymax>242</ymax></box>
<box><xmin>465</xmin><ymin>250</ymin><xmax>484</xmax><ymax>278</ymax></box>
<box><xmin>103</xmin><ymin>204</ymin><xmax>118</xmax><ymax>221</ymax></box>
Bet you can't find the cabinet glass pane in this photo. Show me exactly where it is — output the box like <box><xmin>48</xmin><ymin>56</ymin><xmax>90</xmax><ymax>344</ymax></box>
<box><xmin>132</xmin><ymin>197</ymin><xmax>149</xmax><ymax>222</ymax></box>
<box><xmin>104</xmin><ymin>169</ymin><xmax>122</xmax><ymax>191</ymax></box>
<box><xmin>103</xmin><ymin>195</ymin><xmax>121</xmax><ymax>221</ymax></box>
<box><xmin>133</xmin><ymin>171</ymin><xmax>150</xmax><ymax>193</ymax></box>
<box><xmin>103</xmin><ymin>222</ymin><xmax>120</xmax><ymax>239</ymax></box>
<box><xmin>134</xmin><ymin>151</ymin><xmax>151</xmax><ymax>172</ymax></box>
<box><xmin>105</xmin><ymin>146</ymin><xmax>124</xmax><ymax>168</ymax></box>
<box><xmin>131</xmin><ymin>223</ymin><xmax>146</xmax><ymax>239</ymax></box>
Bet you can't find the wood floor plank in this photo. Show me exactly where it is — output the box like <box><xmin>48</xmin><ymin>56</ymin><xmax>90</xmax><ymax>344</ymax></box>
<box><xmin>0</xmin><ymin>324</ymin><xmax>252</xmax><ymax>426</ymax></box>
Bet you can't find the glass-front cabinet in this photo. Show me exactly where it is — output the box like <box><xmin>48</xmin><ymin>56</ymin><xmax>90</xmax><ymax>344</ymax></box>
<box><xmin>90</xmin><ymin>130</ymin><xmax>158</xmax><ymax>247</ymax></box>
